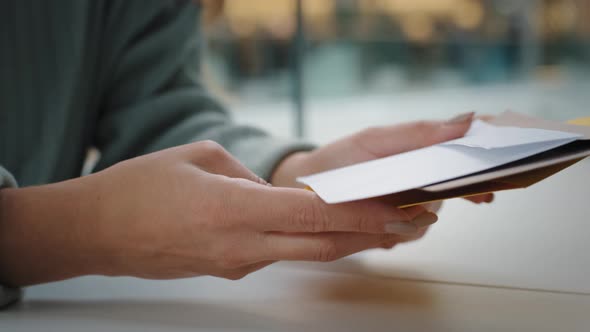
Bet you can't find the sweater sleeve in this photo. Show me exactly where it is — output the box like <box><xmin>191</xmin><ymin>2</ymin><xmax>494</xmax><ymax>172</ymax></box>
<box><xmin>0</xmin><ymin>166</ymin><xmax>22</xmax><ymax>309</ymax></box>
<box><xmin>93</xmin><ymin>0</ymin><xmax>314</xmax><ymax>180</ymax></box>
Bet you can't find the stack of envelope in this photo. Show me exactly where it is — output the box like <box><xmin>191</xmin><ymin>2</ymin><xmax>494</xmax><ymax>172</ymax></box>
<box><xmin>298</xmin><ymin>112</ymin><xmax>590</xmax><ymax>206</ymax></box>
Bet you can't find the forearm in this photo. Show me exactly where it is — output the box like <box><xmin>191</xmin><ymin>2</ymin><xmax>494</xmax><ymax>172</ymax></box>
<box><xmin>0</xmin><ymin>179</ymin><xmax>107</xmax><ymax>286</ymax></box>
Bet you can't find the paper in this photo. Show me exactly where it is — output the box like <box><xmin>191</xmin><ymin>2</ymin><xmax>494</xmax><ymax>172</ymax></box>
<box><xmin>297</xmin><ymin>119</ymin><xmax>582</xmax><ymax>204</ymax></box>
<box><xmin>442</xmin><ymin>120</ymin><xmax>581</xmax><ymax>149</ymax></box>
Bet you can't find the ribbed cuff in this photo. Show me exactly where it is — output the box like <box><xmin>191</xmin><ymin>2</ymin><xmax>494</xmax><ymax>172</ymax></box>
<box><xmin>223</xmin><ymin>132</ymin><xmax>316</xmax><ymax>182</ymax></box>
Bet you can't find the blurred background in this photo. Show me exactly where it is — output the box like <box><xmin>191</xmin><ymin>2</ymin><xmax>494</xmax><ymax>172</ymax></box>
<box><xmin>202</xmin><ymin>0</ymin><xmax>590</xmax><ymax>143</ymax></box>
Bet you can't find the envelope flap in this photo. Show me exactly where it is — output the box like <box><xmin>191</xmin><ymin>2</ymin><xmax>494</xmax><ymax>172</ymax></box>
<box><xmin>441</xmin><ymin>120</ymin><xmax>581</xmax><ymax>149</ymax></box>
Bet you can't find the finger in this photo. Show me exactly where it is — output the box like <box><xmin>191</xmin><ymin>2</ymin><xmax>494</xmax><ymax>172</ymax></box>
<box><xmin>259</xmin><ymin>232</ymin><xmax>400</xmax><ymax>262</ymax></box>
<box><xmin>397</xmin><ymin>225</ymin><xmax>431</xmax><ymax>243</ymax></box>
<box><xmin>230</xmin><ymin>186</ymin><xmax>430</xmax><ymax>234</ymax></box>
<box><xmin>424</xmin><ymin>201</ymin><xmax>443</xmax><ymax>213</ymax></box>
<box><xmin>380</xmin><ymin>242</ymin><xmax>398</xmax><ymax>250</ymax></box>
<box><xmin>241</xmin><ymin>260</ymin><xmax>275</xmax><ymax>274</ymax></box>
<box><xmin>410</xmin><ymin>212</ymin><xmax>438</xmax><ymax>228</ymax></box>
<box><xmin>183</xmin><ymin>140</ymin><xmax>268</xmax><ymax>185</ymax></box>
<box><xmin>476</xmin><ymin>114</ymin><xmax>495</xmax><ymax>122</ymax></box>
<box><xmin>376</xmin><ymin>197</ymin><xmax>438</xmax><ymax>228</ymax></box>
<box><xmin>464</xmin><ymin>193</ymin><xmax>494</xmax><ymax>204</ymax></box>
<box><xmin>223</xmin><ymin>261</ymin><xmax>276</xmax><ymax>280</ymax></box>
<box><xmin>354</xmin><ymin>112</ymin><xmax>475</xmax><ymax>158</ymax></box>
<box><xmin>381</xmin><ymin>225</ymin><xmax>432</xmax><ymax>249</ymax></box>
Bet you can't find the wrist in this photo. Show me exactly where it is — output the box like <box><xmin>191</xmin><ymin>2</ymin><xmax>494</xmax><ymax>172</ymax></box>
<box><xmin>0</xmin><ymin>178</ymin><xmax>108</xmax><ymax>286</ymax></box>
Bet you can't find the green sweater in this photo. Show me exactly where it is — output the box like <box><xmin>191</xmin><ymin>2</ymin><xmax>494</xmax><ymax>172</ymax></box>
<box><xmin>0</xmin><ymin>0</ymin><xmax>312</xmax><ymax>306</ymax></box>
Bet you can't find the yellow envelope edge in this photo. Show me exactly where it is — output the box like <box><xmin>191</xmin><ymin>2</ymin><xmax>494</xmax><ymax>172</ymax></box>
<box><xmin>568</xmin><ymin>117</ymin><xmax>590</xmax><ymax>126</ymax></box>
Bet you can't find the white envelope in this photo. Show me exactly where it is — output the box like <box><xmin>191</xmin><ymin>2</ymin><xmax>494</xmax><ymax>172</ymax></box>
<box><xmin>298</xmin><ymin>112</ymin><xmax>587</xmax><ymax>204</ymax></box>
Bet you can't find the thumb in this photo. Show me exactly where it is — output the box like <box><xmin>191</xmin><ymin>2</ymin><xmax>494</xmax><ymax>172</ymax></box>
<box><xmin>358</xmin><ymin>112</ymin><xmax>475</xmax><ymax>157</ymax></box>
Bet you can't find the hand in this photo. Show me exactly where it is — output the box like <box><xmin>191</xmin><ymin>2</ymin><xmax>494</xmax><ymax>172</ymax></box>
<box><xmin>272</xmin><ymin>112</ymin><xmax>494</xmax><ymax>204</ymax></box>
<box><xmin>271</xmin><ymin>113</ymin><xmax>494</xmax><ymax>245</ymax></box>
<box><xmin>0</xmin><ymin>141</ymin><xmax>433</xmax><ymax>286</ymax></box>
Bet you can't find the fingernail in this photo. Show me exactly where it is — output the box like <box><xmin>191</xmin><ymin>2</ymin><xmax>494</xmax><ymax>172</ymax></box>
<box><xmin>446</xmin><ymin>112</ymin><xmax>475</xmax><ymax>124</ymax></box>
<box><xmin>411</xmin><ymin>212</ymin><xmax>438</xmax><ymax>228</ymax></box>
<box><xmin>385</xmin><ymin>221</ymin><xmax>418</xmax><ymax>235</ymax></box>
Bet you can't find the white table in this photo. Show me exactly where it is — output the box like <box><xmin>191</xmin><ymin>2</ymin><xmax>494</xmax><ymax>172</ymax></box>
<box><xmin>1</xmin><ymin>262</ymin><xmax>589</xmax><ymax>332</ymax></box>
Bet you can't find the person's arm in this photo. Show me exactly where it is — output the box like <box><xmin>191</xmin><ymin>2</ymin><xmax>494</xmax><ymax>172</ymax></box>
<box><xmin>0</xmin><ymin>142</ymin><xmax>431</xmax><ymax>288</ymax></box>
<box><xmin>93</xmin><ymin>0</ymin><xmax>313</xmax><ymax>180</ymax></box>
<box><xmin>0</xmin><ymin>166</ymin><xmax>22</xmax><ymax>308</ymax></box>
<box><xmin>0</xmin><ymin>1</ymin><xmax>487</xmax><ymax>298</ymax></box>
<box><xmin>0</xmin><ymin>1</ymin><xmax>430</xmax><ymax>294</ymax></box>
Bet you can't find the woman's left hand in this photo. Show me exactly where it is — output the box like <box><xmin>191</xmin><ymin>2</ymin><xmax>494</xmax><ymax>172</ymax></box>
<box><xmin>271</xmin><ymin>112</ymin><xmax>494</xmax><ymax>245</ymax></box>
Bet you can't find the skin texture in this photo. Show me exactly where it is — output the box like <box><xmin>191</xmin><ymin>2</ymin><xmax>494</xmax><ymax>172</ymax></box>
<box><xmin>0</xmin><ymin>114</ymin><xmax>492</xmax><ymax>287</ymax></box>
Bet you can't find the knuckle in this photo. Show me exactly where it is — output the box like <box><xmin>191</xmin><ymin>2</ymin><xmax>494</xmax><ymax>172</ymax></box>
<box><xmin>290</xmin><ymin>196</ymin><xmax>330</xmax><ymax>233</ymax></box>
<box><xmin>353</xmin><ymin>216</ymin><xmax>365</xmax><ymax>233</ymax></box>
<box><xmin>314</xmin><ymin>240</ymin><xmax>339</xmax><ymax>262</ymax></box>
<box><xmin>290</xmin><ymin>205</ymin><xmax>315</xmax><ymax>232</ymax></box>
<box><xmin>196</xmin><ymin>140</ymin><xmax>228</xmax><ymax>161</ymax></box>
<box><xmin>348</xmin><ymin>201</ymin><xmax>388</xmax><ymax>233</ymax></box>
<box><xmin>351</xmin><ymin>214</ymin><xmax>370</xmax><ymax>233</ymax></box>
<box><xmin>350</xmin><ymin>203</ymin><xmax>375</xmax><ymax>233</ymax></box>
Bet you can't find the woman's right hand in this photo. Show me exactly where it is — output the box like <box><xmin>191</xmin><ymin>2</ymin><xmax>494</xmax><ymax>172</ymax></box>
<box><xmin>0</xmin><ymin>141</ymin><xmax>432</xmax><ymax>286</ymax></box>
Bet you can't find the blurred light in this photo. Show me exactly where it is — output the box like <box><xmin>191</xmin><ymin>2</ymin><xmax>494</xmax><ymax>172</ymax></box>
<box><xmin>452</xmin><ymin>0</ymin><xmax>484</xmax><ymax>30</ymax></box>
<box><xmin>401</xmin><ymin>13</ymin><xmax>434</xmax><ymax>43</ymax></box>
<box><xmin>225</xmin><ymin>0</ymin><xmax>294</xmax><ymax>38</ymax></box>
<box><xmin>484</xmin><ymin>17</ymin><xmax>509</xmax><ymax>38</ymax></box>
<box><xmin>535</xmin><ymin>65</ymin><xmax>565</xmax><ymax>82</ymax></box>
<box><xmin>357</xmin><ymin>0</ymin><xmax>379</xmax><ymax>14</ymax></box>
<box><xmin>376</xmin><ymin>0</ymin><xmax>459</xmax><ymax>16</ymax></box>
<box><xmin>303</xmin><ymin>0</ymin><xmax>335</xmax><ymax>21</ymax></box>
<box><xmin>267</xmin><ymin>17</ymin><xmax>296</xmax><ymax>40</ymax></box>
<box><xmin>545</xmin><ymin>0</ymin><xmax>577</xmax><ymax>36</ymax></box>
<box><xmin>227</xmin><ymin>18</ymin><xmax>258</xmax><ymax>38</ymax></box>
<box><xmin>224</xmin><ymin>0</ymin><xmax>335</xmax><ymax>39</ymax></box>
